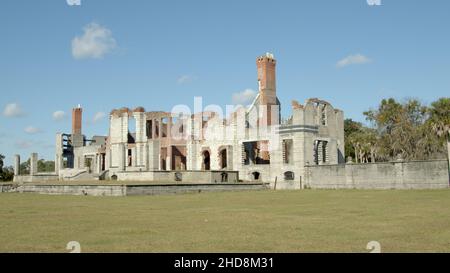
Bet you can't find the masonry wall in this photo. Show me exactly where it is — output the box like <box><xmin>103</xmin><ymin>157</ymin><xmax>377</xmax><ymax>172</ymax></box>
<box><xmin>116</xmin><ymin>170</ymin><xmax>239</xmax><ymax>183</ymax></box>
<box><xmin>17</xmin><ymin>185</ymin><xmax>126</xmax><ymax>196</ymax></box>
<box><xmin>126</xmin><ymin>183</ymin><xmax>268</xmax><ymax>196</ymax></box>
<box><xmin>4</xmin><ymin>183</ymin><xmax>269</xmax><ymax>196</ymax></box>
<box><xmin>304</xmin><ymin>160</ymin><xmax>450</xmax><ymax>189</ymax></box>
<box><xmin>14</xmin><ymin>174</ymin><xmax>59</xmax><ymax>183</ymax></box>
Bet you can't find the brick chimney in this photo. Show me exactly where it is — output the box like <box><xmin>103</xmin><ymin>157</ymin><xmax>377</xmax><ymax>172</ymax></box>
<box><xmin>72</xmin><ymin>104</ymin><xmax>82</xmax><ymax>135</ymax></box>
<box><xmin>257</xmin><ymin>53</ymin><xmax>278</xmax><ymax>125</ymax></box>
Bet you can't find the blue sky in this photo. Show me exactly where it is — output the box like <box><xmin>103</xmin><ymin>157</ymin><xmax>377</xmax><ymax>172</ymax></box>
<box><xmin>1</xmin><ymin>0</ymin><xmax>449</xmax><ymax>165</ymax></box>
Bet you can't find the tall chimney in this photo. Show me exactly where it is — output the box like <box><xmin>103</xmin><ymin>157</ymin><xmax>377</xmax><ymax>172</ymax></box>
<box><xmin>72</xmin><ymin>104</ymin><xmax>82</xmax><ymax>135</ymax></box>
<box><xmin>256</xmin><ymin>53</ymin><xmax>278</xmax><ymax>125</ymax></box>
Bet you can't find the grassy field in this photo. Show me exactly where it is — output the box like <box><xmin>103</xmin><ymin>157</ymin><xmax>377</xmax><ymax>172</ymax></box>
<box><xmin>1</xmin><ymin>190</ymin><xmax>450</xmax><ymax>253</ymax></box>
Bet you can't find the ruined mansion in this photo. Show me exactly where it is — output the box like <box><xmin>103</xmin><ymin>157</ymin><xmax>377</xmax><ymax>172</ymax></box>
<box><xmin>12</xmin><ymin>53</ymin><xmax>345</xmax><ymax>189</ymax></box>
<box><xmin>11</xmin><ymin>53</ymin><xmax>449</xmax><ymax>191</ymax></box>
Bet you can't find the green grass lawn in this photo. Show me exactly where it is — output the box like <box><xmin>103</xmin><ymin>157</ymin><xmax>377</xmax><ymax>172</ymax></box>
<box><xmin>1</xmin><ymin>190</ymin><xmax>450</xmax><ymax>253</ymax></box>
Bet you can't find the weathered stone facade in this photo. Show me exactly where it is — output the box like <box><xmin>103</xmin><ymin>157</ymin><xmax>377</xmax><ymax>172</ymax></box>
<box><xmin>11</xmin><ymin>53</ymin><xmax>449</xmax><ymax>190</ymax></box>
<box><xmin>43</xmin><ymin>53</ymin><xmax>345</xmax><ymax>188</ymax></box>
<box><xmin>12</xmin><ymin>53</ymin><xmax>350</xmax><ymax>189</ymax></box>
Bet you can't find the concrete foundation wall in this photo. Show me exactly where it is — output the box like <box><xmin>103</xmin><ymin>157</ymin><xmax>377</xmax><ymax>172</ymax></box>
<box><xmin>304</xmin><ymin>160</ymin><xmax>450</xmax><ymax>189</ymax></box>
<box><xmin>6</xmin><ymin>183</ymin><xmax>269</xmax><ymax>196</ymax></box>
<box><xmin>116</xmin><ymin>170</ymin><xmax>239</xmax><ymax>183</ymax></box>
<box><xmin>13</xmin><ymin>174</ymin><xmax>59</xmax><ymax>183</ymax></box>
<box><xmin>126</xmin><ymin>183</ymin><xmax>269</xmax><ymax>196</ymax></box>
<box><xmin>17</xmin><ymin>185</ymin><xmax>126</xmax><ymax>196</ymax></box>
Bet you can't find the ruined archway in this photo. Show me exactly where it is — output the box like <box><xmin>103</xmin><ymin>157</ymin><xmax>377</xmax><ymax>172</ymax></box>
<box><xmin>219</xmin><ymin>148</ymin><xmax>227</xmax><ymax>169</ymax></box>
<box><xmin>202</xmin><ymin>150</ymin><xmax>211</xmax><ymax>171</ymax></box>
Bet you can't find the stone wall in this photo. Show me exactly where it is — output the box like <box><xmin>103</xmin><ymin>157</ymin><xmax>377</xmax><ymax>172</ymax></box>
<box><xmin>115</xmin><ymin>170</ymin><xmax>239</xmax><ymax>183</ymax></box>
<box><xmin>0</xmin><ymin>183</ymin><xmax>17</xmax><ymax>192</ymax></box>
<box><xmin>13</xmin><ymin>174</ymin><xmax>59</xmax><ymax>183</ymax></box>
<box><xmin>304</xmin><ymin>159</ymin><xmax>450</xmax><ymax>189</ymax></box>
<box><xmin>17</xmin><ymin>184</ymin><xmax>126</xmax><ymax>196</ymax></box>
<box><xmin>7</xmin><ymin>183</ymin><xmax>269</xmax><ymax>196</ymax></box>
<box><xmin>126</xmin><ymin>183</ymin><xmax>269</xmax><ymax>196</ymax></box>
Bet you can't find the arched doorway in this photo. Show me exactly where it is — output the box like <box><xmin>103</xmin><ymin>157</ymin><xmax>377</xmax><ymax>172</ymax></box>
<box><xmin>202</xmin><ymin>150</ymin><xmax>211</xmax><ymax>171</ymax></box>
<box><xmin>219</xmin><ymin>149</ymin><xmax>227</xmax><ymax>169</ymax></box>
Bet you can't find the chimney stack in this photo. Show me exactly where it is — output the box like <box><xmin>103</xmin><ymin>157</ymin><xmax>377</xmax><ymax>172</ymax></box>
<box><xmin>256</xmin><ymin>53</ymin><xmax>278</xmax><ymax>125</ymax></box>
<box><xmin>72</xmin><ymin>105</ymin><xmax>82</xmax><ymax>135</ymax></box>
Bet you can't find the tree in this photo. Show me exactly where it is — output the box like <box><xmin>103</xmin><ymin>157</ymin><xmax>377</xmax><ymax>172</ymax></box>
<box><xmin>37</xmin><ymin>159</ymin><xmax>55</xmax><ymax>173</ymax></box>
<box><xmin>363</xmin><ymin>98</ymin><xmax>436</xmax><ymax>161</ymax></box>
<box><xmin>344</xmin><ymin>119</ymin><xmax>363</xmax><ymax>160</ymax></box>
<box><xmin>0</xmin><ymin>167</ymin><xmax>14</xmax><ymax>181</ymax></box>
<box><xmin>428</xmin><ymin>98</ymin><xmax>450</xmax><ymax>169</ymax></box>
<box><xmin>350</xmin><ymin>97</ymin><xmax>449</xmax><ymax>163</ymax></box>
<box><xmin>0</xmin><ymin>154</ymin><xmax>14</xmax><ymax>182</ymax></box>
<box><xmin>0</xmin><ymin>154</ymin><xmax>4</xmax><ymax>172</ymax></box>
<box><xmin>20</xmin><ymin>159</ymin><xmax>30</xmax><ymax>175</ymax></box>
<box><xmin>348</xmin><ymin>127</ymin><xmax>378</xmax><ymax>163</ymax></box>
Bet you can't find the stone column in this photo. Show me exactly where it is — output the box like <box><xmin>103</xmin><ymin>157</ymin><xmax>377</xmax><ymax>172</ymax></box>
<box><xmin>132</xmin><ymin>146</ymin><xmax>137</xmax><ymax>167</ymax></box>
<box><xmin>166</xmin><ymin>146</ymin><xmax>172</xmax><ymax>171</ymax></box>
<box><xmin>30</xmin><ymin>153</ymin><xmax>38</xmax><ymax>175</ymax></box>
<box><xmin>152</xmin><ymin>119</ymin><xmax>156</xmax><ymax>139</ymax></box>
<box><xmin>160</xmin><ymin>118</ymin><xmax>164</xmax><ymax>139</ymax></box>
<box><xmin>14</xmin><ymin>155</ymin><xmax>20</xmax><ymax>176</ymax></box>
<box><xmin>168</xmin><ymin>117</ymin><xmax>172</xmax><ymax>139</ymax></box>
<box><xmin>55</xmin><ymin>155</ymin><xmax>61</xmax><ymax>174</ymax></box>
<box><xmin>143</xmin><ymin>143</ymin><xmax>149</xmax><ymax>170</ymax></box>
<box><xmin>227</xmin><ymin>146</ymin><xmax>233</xmax><ymax>170</ymax></box>
<box><xmin>55</xmin><ymin>133</ymin><xmax>63</xmax><ymax>174</ymax></box>
<box><xmin>118</xmin><ymin>144</ymin><xmax>125</xmax><ymax>171</ymax></box>
<box><xmin>96</xmin><ymin>154</ymin><xmax>102</xmax><ymax>174</ymax></box>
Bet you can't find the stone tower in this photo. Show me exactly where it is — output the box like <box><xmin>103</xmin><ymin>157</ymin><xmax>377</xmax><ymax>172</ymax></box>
<box><xmin>256</xmin><ymin>53</ymin><xmax>278</xmax><ymax>126</ymax></box>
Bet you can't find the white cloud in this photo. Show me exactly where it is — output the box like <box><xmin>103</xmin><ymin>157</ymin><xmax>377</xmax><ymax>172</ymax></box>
<box><xmin>72</xmin><ymin>22</ymin><xmax>117</xmax><ymax>59</ymax></box>
<box><xmin>232</xmin><ymin>89</ymin><xmax>257</xmax><ymax>105</ymax></box>
<box><xmin>93</xmin><ymin>112</ymin><xmax>106</xmax><ymax>123</ymax></box>
<box><xmin>3</xmin><ymin>103</ymin><xmax>25</xmax><ymax>117</ymax></box>
<box><xmin>52</xmin><ymin>110</ymin><xmax>66</xmax><ymax>121</ymax></box>
<box><xmin>367</xmin><ymin>0</ymin><xmax>382</xmax><ymax>6</ymax></box>
<box><xmin>24</xmin><ymin>126</ymin><xmax>42</xmax><ymax>134</ymax></box>
<box><xmin>15</xmin><ymin>140</ymin><xmax>33</xmax><ymax>149</ymax></box>
<box><xmin>177</xmin><ymin>75</ymin><xmax>194</xmax><ymax>84</ymax></box>
<box><xmin>336</xmin><ymin>54</ymin><xmax>372</xmax><ymax>68</ymax></box>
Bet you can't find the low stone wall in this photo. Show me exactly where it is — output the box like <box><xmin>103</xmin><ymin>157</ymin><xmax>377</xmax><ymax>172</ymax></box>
<box><xmin>304</xmin><ymin>159</ymin><xmax>450</xmax><ymax>189</ymax></box>
<box><xmin>7</xmin><ymin>183</ymin><xmax>269</xmax><ymax>196</ymax></box>
<box><xmin>115</xmin><ymin>170</ymin><xmax>239</xmax><ymax>183</ymax></box>
<box><xmin>0</xmin><ymin>183</ymin><xmax>16</xmax><ymax>192</ymax></box>
<box><xmin>126</xmin><ymin>183</ymin><xmax>269</xmax><ymax>196</ymax></box>
<box><xmin>13</xmin><ymin>174</ymin><xmax>59</xmax><ymax>183</ymax></box>
<box><xmin>17</xmin><ymin>185</ymin><xmax>126</xmax><ymax>196</ymax></box>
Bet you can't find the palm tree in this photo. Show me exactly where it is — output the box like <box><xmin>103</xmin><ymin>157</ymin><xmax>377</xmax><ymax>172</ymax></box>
<box><xmin>428</xmin><ymin>98</ymin><xmax>450</xmax><ymax>170</ymax></box>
